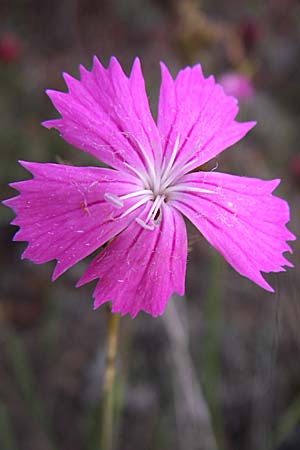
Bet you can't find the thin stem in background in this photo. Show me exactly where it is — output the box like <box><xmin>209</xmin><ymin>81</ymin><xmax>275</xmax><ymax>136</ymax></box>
<box><xmin>202</xmin><ymin>252</ymin><xmax>224</xmax><ymax>449</ymax></box>
<box><xmin>0</xmin><ymin>403</ymin><xmax>18</xmax><ymax>450</ymax></box>
<box><xmin>100</xmin><ymin>308</ymin><xmax>120</xmax><ymax>450</ymax></box>
<box><xmin>3</xmin><ymin>326</ymin><xmax>58</xmax><ymax>450</ymax></box>
<box><xmin>163</xmin><ymin>299</ymin><xmax>219</xmax><ymax>450</ymax></box>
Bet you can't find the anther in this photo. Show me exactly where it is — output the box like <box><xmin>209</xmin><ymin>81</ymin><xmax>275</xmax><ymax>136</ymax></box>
<box><xmin>104</xmin><ymin>193</ymin><xmax>124</xmax><ymax>208</ymax></box>
<box><xmin>135</xmin><ymin>218</ymin><xmax>155</xmax><ymax>230</ymax></box>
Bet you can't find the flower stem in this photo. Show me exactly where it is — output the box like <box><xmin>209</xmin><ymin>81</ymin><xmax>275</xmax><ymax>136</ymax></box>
<box><xmin>101</xmin><ymin>307</ymin><xmax>120</xmax><ymax>450</ymax></box>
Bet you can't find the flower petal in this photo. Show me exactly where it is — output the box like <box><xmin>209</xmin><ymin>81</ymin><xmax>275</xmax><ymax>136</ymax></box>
<box><xmin>77</xmin><ymin>203</ymin><xmax>187</xmax><ymax>318</ymax></box>
<box><xmin>43</xmin><ymin>57</ymin><xmax>161</xmax><ymax>175</ymax></box>
<box><xmin>4</xmin><ymin>161</ymin><xmax>144</xmax><ymax>279</ymax></box>
<box><xmin>157</xmin><ymin>63</ymin><xmax>255</xmax><ymax>171</ymax></box>
<box><xmin>170</xmin><ymin>171</ymin><xmax>295</xmax><ymax>292</ymax></box>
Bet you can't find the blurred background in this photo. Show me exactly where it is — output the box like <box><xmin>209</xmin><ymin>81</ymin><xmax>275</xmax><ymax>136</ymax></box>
<box><xmin>1</xmin><ymin>1</ymin><xmax>300</xmax><ymax>449</ymax></box>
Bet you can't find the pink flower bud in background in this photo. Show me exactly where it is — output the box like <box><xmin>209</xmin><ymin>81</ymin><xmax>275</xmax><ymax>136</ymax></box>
<box><xmin>0</xmin><ymin>33</ymin><xmax>21</xmax><ymax>63</ymax></box>
<box><xmin>218</xmin><ymin>72</ymin><xmax>254</xmax><ymax>101</ymax></box>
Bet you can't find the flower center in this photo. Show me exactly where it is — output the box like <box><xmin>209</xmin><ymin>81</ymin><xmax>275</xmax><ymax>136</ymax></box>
<box><xmin>104</xmin><ymin>133</ymin><xmax>214</xmax><ymax>230</ymax></box>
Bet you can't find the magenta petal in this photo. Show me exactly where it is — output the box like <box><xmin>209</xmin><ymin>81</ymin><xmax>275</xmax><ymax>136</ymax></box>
<box><xmin>170</xmin><ymin>172</ymin><xmax>295</xmax><ymax>292</ymax></box>
<box><xmin>43</xmin><ymin>56</ymin><xmax>161</xmax><ymax>175</ymax></box>
<box><xmin>77</xmin><ymin>204</ymin><xmax>187</xmax><ymax>318</ymax></box>
<box><xmin>128</xmin><ymin>58</ymin><xmax>162</xmax><ymax>162</ymax></box>
<box><xmin>4</xmin><ymin>161</ymin><xmax>143</xmax><ymax>279</ymax></box>
<box><xmin>157</xmin><ymin>62</ymin><xmax>255</xmax><ymax>170</ymax></box>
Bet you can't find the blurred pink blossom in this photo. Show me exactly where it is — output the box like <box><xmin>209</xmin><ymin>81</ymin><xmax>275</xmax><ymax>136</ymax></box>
<box><xmin>0</xmin><ymin>33</ymin><xmax>21</xmax><ymax>63</ymax></box>
<box><xmin>219</xmin><ymin>72</ymin><xmax>254</xmax><ymax>101</ymax></box>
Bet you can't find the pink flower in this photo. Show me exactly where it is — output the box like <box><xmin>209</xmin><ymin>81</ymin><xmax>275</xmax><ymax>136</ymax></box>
<box><xmin>4</xmin><ymin>57</ymin><xmax>295</xmax><ymax>317</ymax></box>
<box><xmin>0</xmin><ymin>33</ymin><xmax>21</xmax><ymax>63</ymax></box>
<box><xmin>218</xmin><ymin>72</ymin><xmax>254</xmax><ymax>101</ymax></box>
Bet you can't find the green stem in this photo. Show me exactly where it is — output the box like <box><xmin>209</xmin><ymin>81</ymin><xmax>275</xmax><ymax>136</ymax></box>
<box><xmin>101</xmin><ymin>308</ymin><xmax>120</xmax><ymax>450</ymax></box>
<box><xmin>202</xmin><ymin>252</ymin><xmax>224</xmax><ymax>449</ymax></box>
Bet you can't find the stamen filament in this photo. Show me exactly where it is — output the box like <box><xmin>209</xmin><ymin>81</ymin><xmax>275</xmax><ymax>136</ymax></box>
<box><xmin>135</xmin><ymin>137</ymin><xmax>156</xmax><ymax>181</ymax></box>
<box><xmin>160</xmin><ymin>134</ymin><xmax>180</xmax><ymax>185</ymax></box>
<box><xmin>165</xmin><ymin>185</ymin><xmax>216</xmax><ymax>195</ymax></box>
<box><xmin>151</xmin><ymin>195</ymin><xmax>165</xmax><ymax>225</ymax></box>
<box><xmin>159</xmin><ymin>158</ymin><xmax>198</xmax><ymax>191</ymax></box>
<box><xmin>120</xmin><ymin>189</ymin><xmax>153</xmax><ymax>200</ymax></box>
<box><xmin>119</xmin><ymin>196</ymin><xmax>151</xmax><ymax>219</ymax></box>
<box><xmin>104</xmin><ymin>193</ymin><xmax>124</xmax><ymax>208</ymax></box>
<box><xmin>160</xmin><ymin>135</ymin><xmax>209</xmax><ymax>191</ymax></box>
<box><xmin>124</xmin><ymin>162</ymin><xmax>150</xmax><ymax>188</ymax></box>
<box><xmin>145</xmin><ymin>195</ymin><xmax>164</xmax><ymax>223</ymax></box>
<box><xmin>114</xmin><ymin>132</ymin><xmax>209</xmax><ymax>230</ymax></box>
<box><xmin>135</xmin><ymin>218</ymin><xmax>154</xmax><ymax>230</ymax></box>
<box><xmin>151</xmin><ymin>140</ymin><xmax>163</xmax><ymax>172</ymax></box>
<box><xmin>169</xmin><ymin>135</ymin><xmax>205</xmax><ymax>172</ymax></box>
<box><xmin>124</xmin><ymin>132</ymin><xmax>158</xmax><ymax>187</ymax></box>
<box><xmin>135</xmin><ymin>194</ymin><xmax>166</xmax><ymax>230</ymax></box>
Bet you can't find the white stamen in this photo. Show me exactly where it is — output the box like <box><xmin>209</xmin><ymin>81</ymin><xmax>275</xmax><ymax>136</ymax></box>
<box><xmin>145</xmin><ymin>195</ymin><xmax>163</xmax><ymax>223</ymax></box>
<box><xmin>160</xmin><ymin>135</ymin><xmax>208</xmax><ymax>190</ymax></box>
<box><xmin>135</xmin><ymin>218</ymin><xmax>155</xmax><ymax>230</ymax></box>
<box><xmin>106</xmin><ymin>130</ymin><xmax>210</xmax><ymax>232</ymax></box>
<box><xmin>151</xmin><ymin>195</ymin><xmax>165</xmax><ymax>222</ymax></box>
<box><xmin>134</xmin><ymin>137</ymin><xmax>161</xmax><ymax>196</ymax></box>
<box><xmin>160</xmin><ymin>158</ymin><xmax>198</xmax><ymax>191</ymax></box>
<box><xmin>120</xmin><ymin>189</ymin><xmax>153</xmax><ymax>200</ymax></box>
<box><xmin>119</xmin><ymin>196</ymin><xmax>150</xmax><ymax>219</ymax></box>
<box><xmin>151</xmin><ymin>140</ymin><xmax>163</xmax><ymax>169</ymax></box>
<box><xmin>160</xmin><ymin>134</ymin><xmax>180</xmax><ymax>184</ymax></box>
<box><xmin>123</xmin><ymin>132</ymin><xmax>157</xmax><ymax>183</ymax></box>
<box><xmin>125</xmin><ymin>135</ymin><xmax>163</xmax><ymax>196</ymax></box>
<box><xmin>151</xmin><ymin>166</ymin><xmax>162</xmax><ymax>197</ymax></box>
<box><xmin>135</xmin><ymin>194</ymin><xmax>165</xmax><ymax>230</ymax></box>
<box><xmin>153</xmin><ymin>207</ymin><xmax>163</xmax><ymax>225</ymax></box>
<box><xmin>171</xmin><ymin>135</ymin><xmax>204</xmax><ymax>170</ymax></box>
<box><xmin>104</xmin><ymin>192</ymin><xmax>124</xmax><ymax>208</ymax></box>
<box><xmin>124</xmin><ymin>162</ymin><xmax>150</xmax><ymax>188</ymax></box>
<box><xmin>135</xmin><ymin>137</ymin><xmax>156</xmax><ymax>180</ymax></box>
<box><xmin>166</xmin><ymin>185</ymin><xmax>216</xmax><ymax>195</ymax></box>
